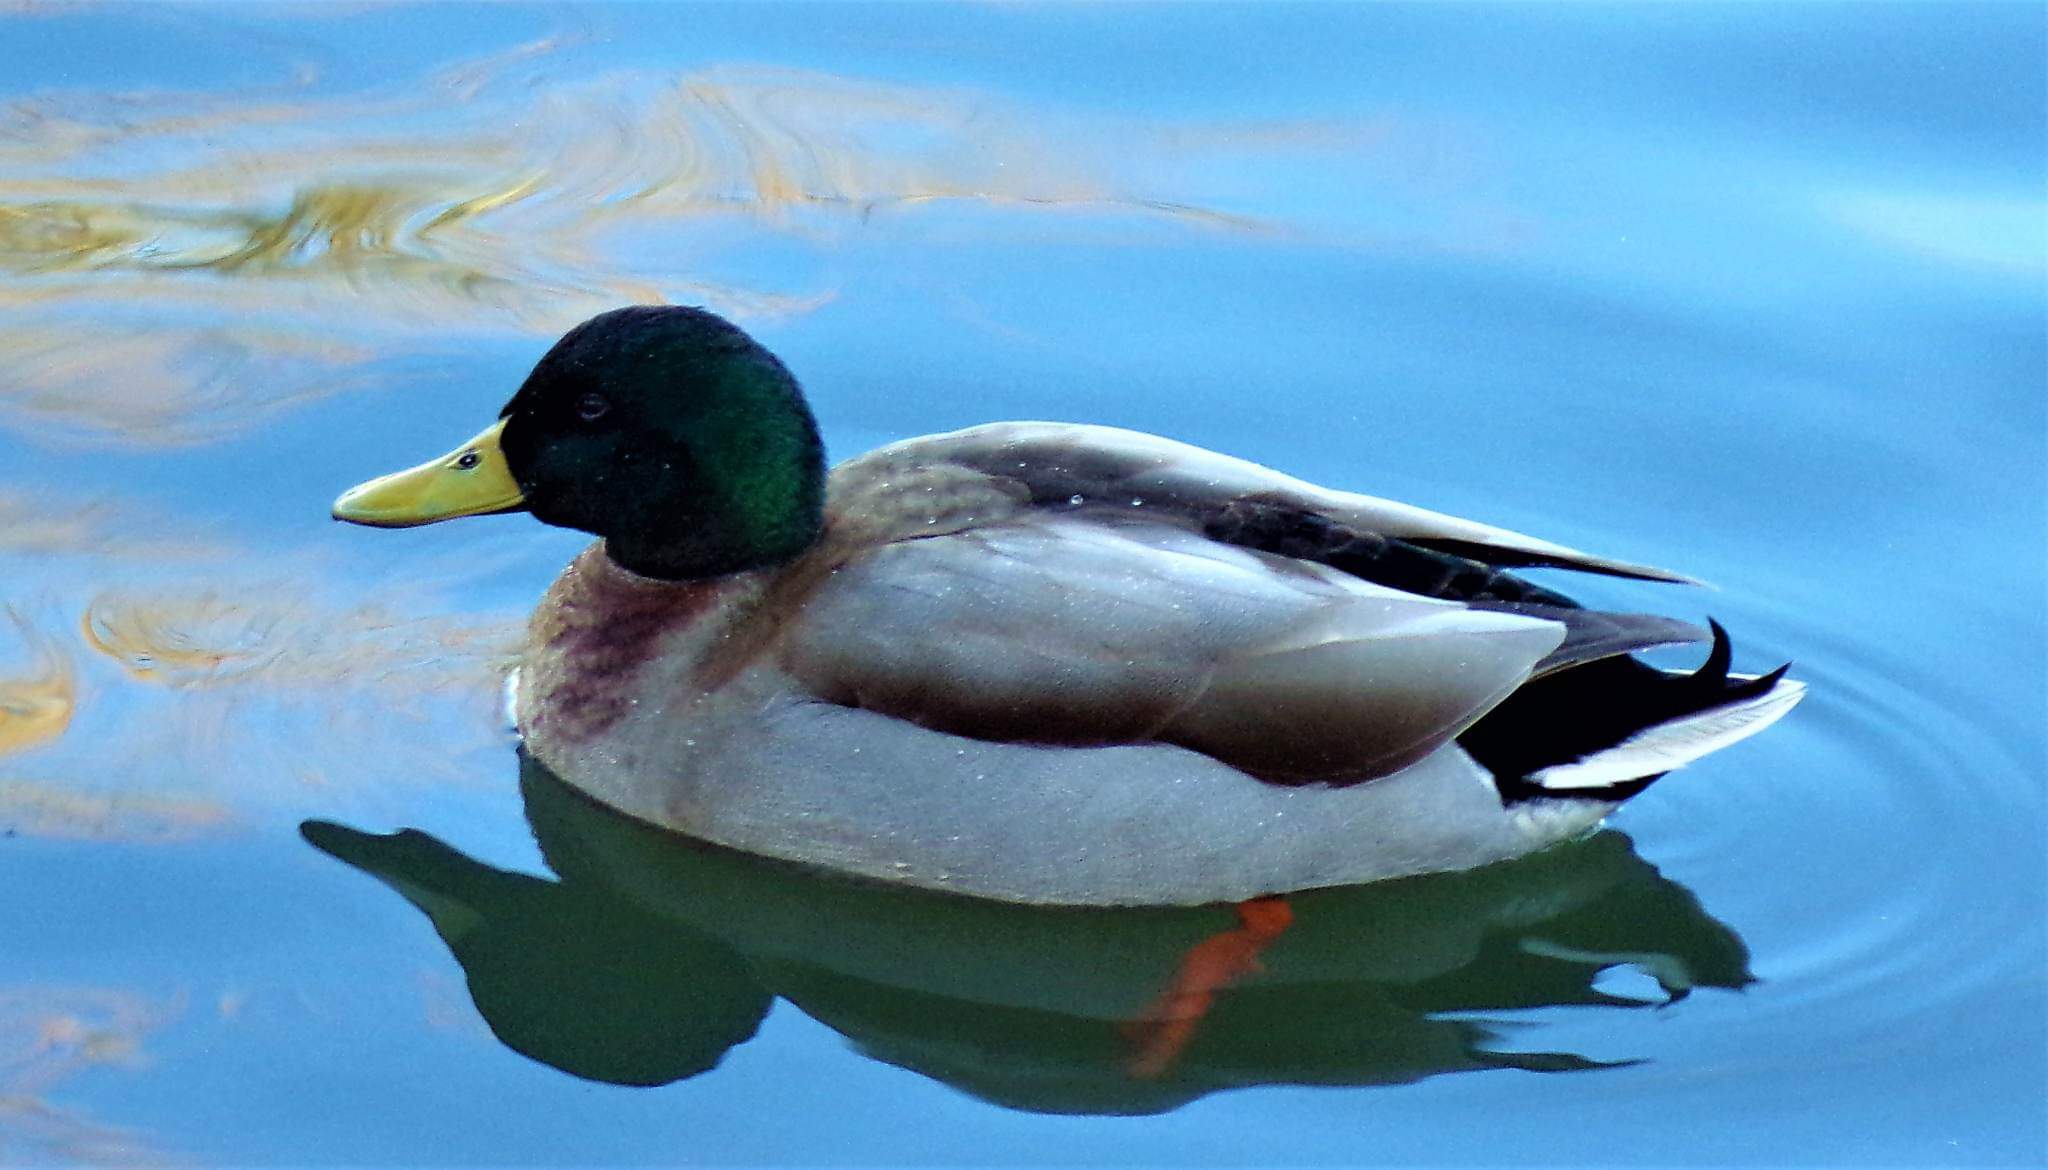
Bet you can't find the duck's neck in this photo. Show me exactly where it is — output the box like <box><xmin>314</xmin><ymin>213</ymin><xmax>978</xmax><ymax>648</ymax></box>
<box><xmin>600</xmin><ymin>410</ymin><xmax>828</xmax><ymax>583</ymax></box>
<box><xmin>603</xmin><ymin>513</ymin><xmax>817</xmax><ymax>582</ymax></box>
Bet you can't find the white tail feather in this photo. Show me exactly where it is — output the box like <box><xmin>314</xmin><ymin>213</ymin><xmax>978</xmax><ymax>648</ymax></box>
<box><xmin>1529</xmin><ymin>674</ymin><xmax>1806</xmax><ymax>792</ymax></box>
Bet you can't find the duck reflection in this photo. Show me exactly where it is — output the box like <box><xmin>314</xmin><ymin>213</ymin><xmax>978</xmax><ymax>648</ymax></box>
<box><xmin>302</xmin><ymin>752</ymin><xmax>1749</xmax><ymax>1115</ymax></box>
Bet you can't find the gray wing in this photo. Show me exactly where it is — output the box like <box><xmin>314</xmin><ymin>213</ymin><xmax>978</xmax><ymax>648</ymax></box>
<box><xmin>860</xmin><ymin>421</ymin><xmax>1697</xmax><ymax>584</ymax></box>
<box><xmin>780</xmin><ymin>517</ymin><xmax>1566</xmax><ymax>784</ymax></box>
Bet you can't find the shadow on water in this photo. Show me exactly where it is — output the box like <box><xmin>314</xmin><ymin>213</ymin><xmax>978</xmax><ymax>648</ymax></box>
<box><xmin>302</xmin><ymin>751</ymin><xmax>1750</xmax><ymax>1116</ymax></box>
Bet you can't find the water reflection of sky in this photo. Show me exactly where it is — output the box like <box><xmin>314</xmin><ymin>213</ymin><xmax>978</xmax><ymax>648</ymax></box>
<box><xmin>2</xmin><ymin>4</ymin><xmax>2042</xmax><ymax>1165</ymax></box>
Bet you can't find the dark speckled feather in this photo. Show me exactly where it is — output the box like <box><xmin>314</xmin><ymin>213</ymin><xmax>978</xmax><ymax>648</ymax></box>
<box><xmin>901</xmin><ymin>421</ymin><xmax>1698</xmax><ymax>584</ymax></box>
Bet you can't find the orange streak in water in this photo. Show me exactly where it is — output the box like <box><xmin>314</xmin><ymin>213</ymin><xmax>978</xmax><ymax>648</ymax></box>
<box><xmin>1124</xmin><ymin>895</ymin><xmax>1294</xmax><ymax>1079</ymax></box>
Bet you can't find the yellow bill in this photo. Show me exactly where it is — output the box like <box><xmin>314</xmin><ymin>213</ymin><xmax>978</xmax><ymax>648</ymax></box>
<box><xmin>332</xmin><ymin>420</ymin><xmax>525</xmax><ymax>528</ymax></box>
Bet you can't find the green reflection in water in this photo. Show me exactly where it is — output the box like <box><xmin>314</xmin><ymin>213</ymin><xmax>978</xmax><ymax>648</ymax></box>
<box><xmin>305</xmin><ymin>751</ymin><xmax>1750</xmax><ymax>1116</ymax></box>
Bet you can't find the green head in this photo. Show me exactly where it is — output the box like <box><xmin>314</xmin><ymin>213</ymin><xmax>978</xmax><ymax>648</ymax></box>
<box><xmin>334</xmin><ymin>306</ymin><xmax>827</xmax><ymax>581</ymax></box>
<box><xmin>500</xmin><ymin>306</ymin><xmax>827</xmax><ymax>579</ymax></box>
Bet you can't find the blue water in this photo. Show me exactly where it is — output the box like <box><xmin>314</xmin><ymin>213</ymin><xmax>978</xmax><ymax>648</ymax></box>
<box><xmin>1</xmin><ymin>4</ymin><xmax>2041</xmax><ymax>1165</ymax></box>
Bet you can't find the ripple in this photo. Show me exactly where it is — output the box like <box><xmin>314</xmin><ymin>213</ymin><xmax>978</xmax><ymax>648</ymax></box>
<box><xmin>0</xmin><ymin>53</ymin><xmax>1279</xmax><ymax>447</ymax></box>
<box><xmin>0</xmin><ymin>985</ymin><xmax>179</xmax><ymax>1164</ymax></box>
<box><xmin>0</xmin><ymin>609</ymin><xmax>72</xmax><ymax>759</ymax></box>
<box><xmin>1627</xmin><ymin>586</ymin><xmax>2043</xmax><ymax>1045</ymax></box>
<box><xmin>0</xmin><ymin>780</ymin><xmax>231</xmax><ymax>843</ymax></box>
<box><xmin>78</xmin><ymin>589</ymin><xmax>517</xmax><ymax>692</ymax></box>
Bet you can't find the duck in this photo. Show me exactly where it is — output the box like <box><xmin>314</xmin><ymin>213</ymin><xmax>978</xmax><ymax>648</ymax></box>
<box><xmin>332</xmin><ymin>305</ymin><xmax>1804</xmax><ymax>908</ymax></box>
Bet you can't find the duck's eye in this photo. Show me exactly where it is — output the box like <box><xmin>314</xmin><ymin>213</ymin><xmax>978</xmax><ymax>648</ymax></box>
<box><xmin>455</xmin><ymin>450</ymin><xmax>481</xmax><ymax>470</ymax></box>
<box><xmin>576</xmin><ymin>393</ymin><xmax>611</xmax><ymax>422</ymax></box>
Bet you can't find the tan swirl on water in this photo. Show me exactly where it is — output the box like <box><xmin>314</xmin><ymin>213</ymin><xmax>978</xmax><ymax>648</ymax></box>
<box><xmin>80</xmin><ymin>590</ymin><xmax>520</xmax><ymax>692</ymax></box>
<box><xmin>0</xmin><ymin>781</ymin><xmax>229</xmax><ymax>843</ymax></box>
<box><xmin>0</xmin><ymin>321</ymin><xmax>374</xmax><ymax>447</ymax></box>
<box><xmin>0</xmin><ymin>48</ymin><xmax>1256</xmax><ymax>445</ymax></box>
<box><xmin>0</xmin><ymin>490</ymin><xmax>226</xmax><ymax>561</ymax></box>
<box><xmin>0</xmin><ymin>611</ymin><xmax>73</xmax><ymax>759</ymax></box>
<box><xmin>0</xmin><ymin>588</ymin><xmax>514</xmax><ymax>837</ymax></box>
<box><xmin>60</xmin><ymin>589</ymin><xmax>518</xmax><ymax>818</ymax></box>
<box><xmin>0</xmin><ymin>483</ymin><xmax>521</xmax><ymax>816</ymax></box>
<box><xmin>0</xmin><ymin>987</ymin><xmax>177</xmax><ymax>1165</ymax></box>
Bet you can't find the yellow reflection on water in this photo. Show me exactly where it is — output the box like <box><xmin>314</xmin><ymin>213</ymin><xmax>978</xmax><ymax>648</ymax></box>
<box><xmin>0</xmin><ymin>987</ymin><xmax>176</xmax><ymax>1166</ymax></box>
<box><xmin>0</xmin><ymin>612</ymin><xmax>72</xmax><ymax>760</ymax></box>
<box><xmin>81</xmin><ymin>591</ymin><xmax>518</xmax><ymax>692</ymax></box>
<box><xmin>0</xmin><ymin>323</ymin><xmax>373</xmax><ymax>447</ymax></box>
<box><xmin>63</xmin><ymin>588</ymin><xmax>519</xmax><ymax>816</ymax></box>
<box><xmin>0</xmin><ymin>48</ymin><xmax>1251</xmax><ymax>447</ymax></box>
<box><xmin>0</xmin><ymin>781</ymin><xmax>229</xmax><ymax>843</ymax></box>
<box><xmin>0</xmin><ymin>480</ymin><xmax>524</xmax><ymax>829</ymax></box>
<box><xmin>0</xmin><ymin>491</ymin><xmax>225</xmax><ymax>563</ymax></box>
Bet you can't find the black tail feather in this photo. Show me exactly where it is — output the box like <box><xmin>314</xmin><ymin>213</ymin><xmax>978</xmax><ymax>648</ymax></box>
<box><xmin>1462</xmin><ymin>618</ymin><xmax>1791</xmax><ymax>805</ymax></box>
<box><xmin>1700</xmin><ymin>618</ymin><xmax>1733</xmax><ymax>684</ymax></box>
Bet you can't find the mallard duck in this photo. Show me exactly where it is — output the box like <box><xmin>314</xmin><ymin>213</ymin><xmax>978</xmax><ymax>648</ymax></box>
<box><xmin>333</xmin><ymin>305</ymin><xmax>1803</xmax><ymax>907</ymax></box>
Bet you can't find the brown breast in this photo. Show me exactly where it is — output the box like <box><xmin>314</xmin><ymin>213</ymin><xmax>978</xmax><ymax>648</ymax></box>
<box><xmin>525</xmin><ymin>543</ymin><xmax>739</xmax><ymax>744</ymax></box>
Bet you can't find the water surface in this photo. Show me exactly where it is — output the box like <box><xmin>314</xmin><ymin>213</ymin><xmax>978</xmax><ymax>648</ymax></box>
<box><xmin>2</xmin><ymin>4</ymin><xmax>2042</xmax><ymax>1165</ymax></box>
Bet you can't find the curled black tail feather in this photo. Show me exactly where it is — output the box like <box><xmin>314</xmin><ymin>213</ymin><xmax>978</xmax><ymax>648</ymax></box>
<box><xmin>1462</xmin><ymin>618</ymin><xmax>1792</xmax><ymax>805</ymax></box>
<box><xmin>1701</xmin><ymin>618</ymin><xmax>1734</xmax><ymax>682</ymax></box>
